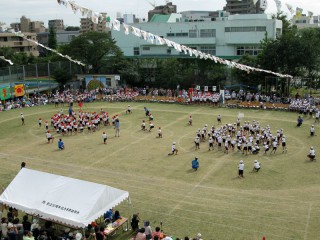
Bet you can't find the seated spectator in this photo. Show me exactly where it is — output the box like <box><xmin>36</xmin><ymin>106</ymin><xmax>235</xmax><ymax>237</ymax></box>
<box><xmin>103</xmin><ymin>209</ymin><xmax>113</xmax><ymax>222</ymax></box>
<box><xmin>112</xmin><ymin>210</ymin><xmax>121</xmax><ymax>222</ymax></box>
<box><xmin>134</xmin><ymin>228</ymin><xmax>146</xmax><ymax>240</ymax></box>
<box><xmin>23</xmin><ymin>230</ymin><xmax>35</xmax><ymax>240</ymax></box>
<box><xmin>152</xmin><ymin>227</ymin><xmax>164</xmax><ymax>240</ymax></box>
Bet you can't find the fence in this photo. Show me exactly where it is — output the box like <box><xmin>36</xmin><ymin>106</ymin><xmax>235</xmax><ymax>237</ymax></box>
<box><xmin>0</xmin><ymin>61</ymin><xmax>83</xmax><ymax>96</ymax></box>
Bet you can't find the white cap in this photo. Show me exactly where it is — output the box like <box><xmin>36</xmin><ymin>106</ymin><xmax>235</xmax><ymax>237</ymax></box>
<box><xmin>240</xmin><ymin>160</ymin><xmax>244</xmax><ymax>163</ymax></box>
<box><xmin>75</xmin><ymin>233</ymin><xmax>82</xmax><ymax>240</ymax></box>
<box><xmin>173</xmin><ymin>142</ymin><xmax>176</xmax><ymax>144</ymax></box>
<box><xmin>311</xmin><ymin>146</ymin><xmax>314</xmax><ymax>149</ymax></box>
<box><xmin>254</xmin><ymin>160</ymin><xmax>258</xmax><ymax>163</ymax></box>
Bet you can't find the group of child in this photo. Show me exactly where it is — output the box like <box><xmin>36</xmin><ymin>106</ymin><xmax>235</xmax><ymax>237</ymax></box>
<box><xmin>190</xmin><ymin>116</ymin><xmax>287</xmax><ymax>156</ymax></box>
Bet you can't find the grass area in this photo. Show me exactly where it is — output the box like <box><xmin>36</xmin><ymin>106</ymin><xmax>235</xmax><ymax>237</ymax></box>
<box><xmin>0</xmin><ymin>102</ymin><xmax>319</xmax><ymax>240</ymax></box>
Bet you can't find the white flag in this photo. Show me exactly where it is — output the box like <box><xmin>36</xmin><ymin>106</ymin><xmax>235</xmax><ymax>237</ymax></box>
<box><xmin>112</xmin><ymin>19</ymin><xmax>121</xmax><ymax>31</ymax></box>
<box><xmin>123</xmin><ymin>24</ymin><xmax>130</xmax><ymax>35</ymax></box>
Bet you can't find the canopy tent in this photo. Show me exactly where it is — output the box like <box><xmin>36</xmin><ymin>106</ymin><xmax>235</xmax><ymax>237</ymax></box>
<box><xmin>0</xmin><ymin>168</ymin><xmax>129</xmax><ymax>228</ymax></box>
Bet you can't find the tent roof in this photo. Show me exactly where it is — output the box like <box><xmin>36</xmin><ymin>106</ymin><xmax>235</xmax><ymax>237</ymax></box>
<box><xmin>0</xmin><ymin>168</ymin><xmax>129</xmax><ymax>228</ymax></box>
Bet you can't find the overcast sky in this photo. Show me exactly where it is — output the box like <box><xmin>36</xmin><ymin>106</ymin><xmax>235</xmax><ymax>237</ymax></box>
<box><xmin>1</xmin><ymin>0</ymin><xmax>319</xmax><ymax>27</ymax></box>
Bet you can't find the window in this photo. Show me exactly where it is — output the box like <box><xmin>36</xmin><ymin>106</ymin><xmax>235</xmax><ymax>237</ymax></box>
<box><xmin>200</xmin><ymin>29</ymin><xmax>216</xmax><ymax>38</ymax></box>
<box><xmin>200</xmin><ymin>46</ymin><xmax>216</xmax><ymax>55</ymax></box>
<box><xmin>133</xmin><ymin>47</ymin><xmax>140</xmax><ymax>56</ymax></box>
<box><xmin>236</xmin><ymin>46</ymin><xmax>262</xmax><ymax>56</ymax></box>
<box><xmin>225</xmin><ymin>26</ymin><xmax>265</xmax><ymax>32</ymax></box>
<box><xmin>142</xmin><ymin>46</ymin><xmax>150</xmax><ymax>51</ymax></box>
<box><xmin>167</xmin><ymin>33</ymin><xmax>175</xmax><ymax>37</ymax></box>
<box><xmin>167</xmin><ymin>48</ymin><xmax>172</xmax><ymax>54</ymax></box>
<box><xmin>256</xmin><ymin>26</ymin><xmax>266</xmax><ymax>32</ymax></box>
<box><xmin>176</xmin><ymin>32</ymin><xmax>188</xmax><ymax>37</ymax></box>
<box><xmin>189</xmin><ymin>29</ymin><xmax>197</xmax><ymax>38</ymax></box>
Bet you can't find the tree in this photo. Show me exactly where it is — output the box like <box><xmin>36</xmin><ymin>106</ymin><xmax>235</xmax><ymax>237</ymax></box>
<box><xmin>48</xmin><ymin>27</ymin><xmax>57</xmax><ymax>50</ymax></box>
<box><xmin>52</xmin><ymin>68</ymin><xmax>72</xmax><ymax>88</ymax></box>
<box><xmin>61</xmin><ymin>32</ymin><xmax>123</xmax><ymax>74</ymax></box>
<box><xmin>0</xmin><ymin>47</ymin><xmax>14</xmax><ymax>68</ymax></box>
<box><xmin>257</xmin><ymin>27</ymin><xmax>320</xmax><ymax>78</ymax></box>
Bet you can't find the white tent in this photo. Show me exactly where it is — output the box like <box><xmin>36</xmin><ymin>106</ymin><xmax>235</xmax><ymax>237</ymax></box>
<box><xmin>0</xmin><ymin>168</ymin><xmax>129</xmax><ymax>228</ymax></box>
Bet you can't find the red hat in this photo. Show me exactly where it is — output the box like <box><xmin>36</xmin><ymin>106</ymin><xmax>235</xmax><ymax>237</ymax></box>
<box><xmin>91</xmin><ymin>222</ymin><xmax>97</xmax><ymax>227</ymax></box>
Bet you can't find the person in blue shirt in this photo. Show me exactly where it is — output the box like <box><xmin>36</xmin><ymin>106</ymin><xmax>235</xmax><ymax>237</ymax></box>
<box><xmin>297</xmin><ymin>116</ymin><xmax>303</xmax><ymax>127</ymax></box>
<box><xmin>144</xmin><ymin>107</ymin><xmax>150</xmax><ymax>117</ymax></box>
<box><xmin>58</xmin><ymin>139</ymin><xmax>65</xmax><ymax>150</ymax></box>
<box><xmin>192</xmin><ymin>157</ymin><xmax>199</xmax><ymax>171</ymax></box>
<box><xmin>104</xmin><ymin>209</ymin><xmax>114</xmax><ymax>222</ymax></box>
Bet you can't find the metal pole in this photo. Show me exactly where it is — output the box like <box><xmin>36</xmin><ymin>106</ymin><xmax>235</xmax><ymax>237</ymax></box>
<box><xmin>36</xmin><ymin>63</ymin><xmax>39</xmax><ymax>95</ymax></box>
<box><xmin>22</xmin><ymin>65</ymin><xmax>26</xmax><ymax>97</ymax></box>
<box><xmin>9</xmin><ymin>66</ymin><xmax>12</xmax><ymax>99</ymax></box>
<box><xmin>48</xmin><ymin>62</ymin><xmax>50</xmax><ymax>80</ymax></box>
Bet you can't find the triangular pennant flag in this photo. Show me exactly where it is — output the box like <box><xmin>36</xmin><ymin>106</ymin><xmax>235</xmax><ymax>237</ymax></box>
<box><xmin>123</xmin><ymin>24</ymin><xmax>130</xmax><ymax>35</ymax></box>
<box><xmin>112</xmin><ymin>19</ymin><xmax>121</xmax><ymax>31</ymax></box>
<box><xmin>164</xmin><ymin>38</ymin><xmax>173</xmax><ymax>47</ymax></box>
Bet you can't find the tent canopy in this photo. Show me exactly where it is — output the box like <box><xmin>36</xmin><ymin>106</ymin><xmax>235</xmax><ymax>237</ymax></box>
<box><xmin>0</xmin><ymin>168</ymin><xmax>129</xmax><ymax>228</ymax></box>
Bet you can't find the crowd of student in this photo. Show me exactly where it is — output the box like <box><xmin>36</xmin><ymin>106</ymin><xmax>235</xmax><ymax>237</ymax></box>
<box><xmin>1</xmin><ymin>87</ymin><xmax>320</xmax><ymax>112</ymax></box>
<box><xmin>0</xmin><ymin>207</ymin><xmax>202</xmax><ymax>240</ymax></box>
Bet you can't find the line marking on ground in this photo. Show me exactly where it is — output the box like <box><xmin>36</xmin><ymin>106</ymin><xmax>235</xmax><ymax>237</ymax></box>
<box><xmin>304</xmin><ymin>202</ymin><xmax>312</xmax><ymax>240</ymax></box>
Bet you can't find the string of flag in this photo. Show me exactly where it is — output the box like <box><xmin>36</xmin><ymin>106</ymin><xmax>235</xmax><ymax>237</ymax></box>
<box><xmin>270</xmin><ymin>0</ymin><xmax>315</xmax><ymax>20</ymax></box>
<box><xmin>57</xmin><ymin>0</ymin><xmax>293</xmax><ymax>78</ymax></box>
<box><xmin>12</xmin><ymin>31</ymin><xmax>85</xmax><ymax>66</ymax></box>
<box><xmin>0</xmin><ymin>56</ymin><xmax>14</xmax><ymax>65</ymax></box>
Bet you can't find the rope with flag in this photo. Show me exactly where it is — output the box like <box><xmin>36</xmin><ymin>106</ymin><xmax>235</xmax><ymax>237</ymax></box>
<box><xmin>11</xmin><ymin>31</ymin><xmax>85</xmax><ymax>66</ymax></box>
<box><xmin>0</xmin><ymin>56</ymin><xmax>13</xmax><ymax>65</ymax></box>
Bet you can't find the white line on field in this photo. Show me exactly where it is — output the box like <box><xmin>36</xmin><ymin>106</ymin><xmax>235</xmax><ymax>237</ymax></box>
<box><xmin>304</xmin><ymin>202</ymin><xmax>312</xmax><ymax>240</ymax></box>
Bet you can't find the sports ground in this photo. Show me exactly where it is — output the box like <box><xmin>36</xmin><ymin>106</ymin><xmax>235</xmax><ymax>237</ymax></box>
<box><xmin>0</xmin><ymin>102</ymin><xmax>319</xmax><ymax>240</ymax></box>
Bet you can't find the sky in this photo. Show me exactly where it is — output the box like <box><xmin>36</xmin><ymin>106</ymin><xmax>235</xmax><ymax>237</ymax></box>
<box><xmin>1</xmin><ymin>0</ymin><xmax>320</xmax><ymax>28</ymax></box>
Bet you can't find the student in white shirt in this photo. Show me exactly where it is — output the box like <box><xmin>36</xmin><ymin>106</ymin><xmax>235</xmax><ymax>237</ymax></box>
<box><xmin>168</xmin><ymin>142</ymin><xmax>178</xmax><ymax>155</ymax></box>
<box><xmin>307</xmin><ymin>147</ymin><xmax>316</xmax><ymax>161</ymax></box>
<box><xmin>271</xmin><ymin>140</ymin><xmax>278</xmax><ymax>154</ymax></box>
<box><xmin>253</xmin><ymin>160</ymin><xmax>261</xmax><ymax>172</ymax></box>
<box><xmin>238</xmin><ymin>160</ymin><xmax>244</xmax><ymax>178</ymax></box>
<box><xmin>102</xmin><ymin>132</ymin><xmax>107</xmax><ymax>144</ymax></box>
<box><xmin>310</xmin><ymin>125</ymin><xmax>315</xmax><ymax>136</ymax></box>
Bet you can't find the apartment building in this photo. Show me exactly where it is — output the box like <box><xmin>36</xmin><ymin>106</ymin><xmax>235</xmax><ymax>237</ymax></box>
<box><xmin>224</xmin><ymin>0</ymin><xmax>266</xmax><ymax>15</ymax></box>
<box><xmin>80</xmin><ymin>13</ymin><xmax>108</xmax><ymax>33</ymax></box>
<box><xmin>0</xmin><ymin>32</ymin><xmax>39</xmax><ymax>56</ymax></box>
<box><xmin>48</xmin><ymin>19</ymin><xmax>65</xmax><ymax>31</ymax></box>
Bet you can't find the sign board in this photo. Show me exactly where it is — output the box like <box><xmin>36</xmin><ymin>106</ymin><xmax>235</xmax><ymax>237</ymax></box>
<box><xmin>212</xmin><ymin>86</ymin><xmax>217</xmax><ymax>92</ymax></box>
<box><xmin>115</xmin><ymin>75</ymin><xmax>121</xmax><ymax>81</ymax></box>
<box><xmin>196</xmin><ymin>85</ymin><xmax>200</xmax><ymax>91</ymax></box>
<box><xmin>204</xmin><ymin>86</ymin><xmax>208</xmax><ymax>92</ymax></box>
